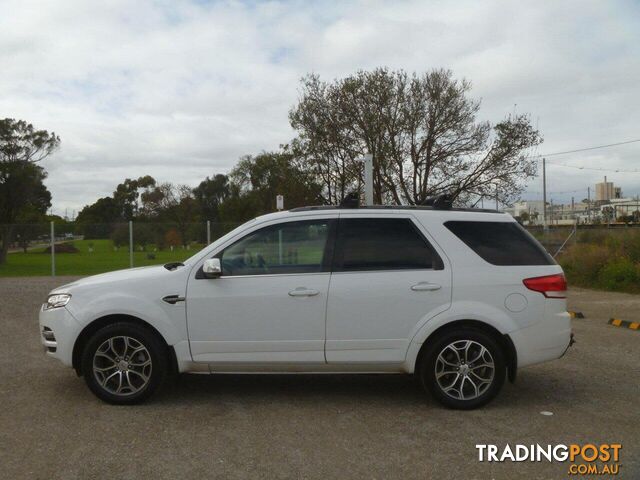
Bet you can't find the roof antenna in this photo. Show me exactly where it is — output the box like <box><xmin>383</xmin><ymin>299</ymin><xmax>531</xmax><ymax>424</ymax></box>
<box><xmin>340</xmin><ymin>191</ymin><xmax>360</xmax><ymax>209</ymax></box>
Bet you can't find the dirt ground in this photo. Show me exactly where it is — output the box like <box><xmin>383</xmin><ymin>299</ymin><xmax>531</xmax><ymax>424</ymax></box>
<box><xmin>0</xmin><ymin>277</ymin><xmax>638</xmax><ymax>479</ymax></box>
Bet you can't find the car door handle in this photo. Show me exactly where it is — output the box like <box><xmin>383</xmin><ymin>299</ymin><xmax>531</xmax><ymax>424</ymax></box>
<box><xmin>411</xmin><ymin>282</ymin><xmax>441</xmax><ymax>292</ymax></box>
<box><xmin>288</xmin><ymin>287</ymin><xmax>320</xmax><ymax>297</ymax></box>
<box><xmin>162</xmin><ymin>294</ymin><xmax>185</xmax><ymax>304</ymax></box>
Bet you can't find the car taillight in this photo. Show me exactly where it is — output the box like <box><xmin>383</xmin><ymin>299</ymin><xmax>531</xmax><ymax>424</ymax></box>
<box><xmin>523</xmin><ymin>274</ymin><xmax>567</xmax><ymax>298</ymax></box>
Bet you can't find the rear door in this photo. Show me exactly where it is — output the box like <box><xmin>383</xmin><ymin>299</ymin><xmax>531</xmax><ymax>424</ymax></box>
<box><xmin>325</xmin><ymin>214</ymin><xmax>452</xmax><ymax>364</ymax></box>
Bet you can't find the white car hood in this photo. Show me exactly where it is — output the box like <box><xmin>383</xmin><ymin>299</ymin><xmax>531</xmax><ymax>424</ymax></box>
<box><xmin>51</xmin><ymin>264</ymin><xmax>182</xmax><ymax>294</ymax></box>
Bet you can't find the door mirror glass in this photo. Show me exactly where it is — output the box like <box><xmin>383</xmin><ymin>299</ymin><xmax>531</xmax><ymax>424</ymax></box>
<box><xmin>203</xmin><ymin>258</ymin><xmax>222</xmax><ymax>278</ymax></box>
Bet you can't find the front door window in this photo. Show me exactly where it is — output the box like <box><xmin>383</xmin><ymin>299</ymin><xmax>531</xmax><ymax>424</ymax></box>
<box><xmin>220</xmin><ymin>220</ymin><xmax>331</xmax><ymax>276</ymax></box>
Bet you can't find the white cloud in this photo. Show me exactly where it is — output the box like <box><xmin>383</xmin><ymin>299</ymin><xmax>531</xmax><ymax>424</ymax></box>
<box><xmin>0</xmin><ymin>0</ymin><xmax>638</xmax><ymax>214</ymax></box>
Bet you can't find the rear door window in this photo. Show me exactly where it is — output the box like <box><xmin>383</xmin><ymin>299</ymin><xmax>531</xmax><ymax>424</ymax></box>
<box><xmin>444</xmin><ymin>221</ymin><xmax>555</xmax><ymax>266</ymax></box>
<box><xmin>334</xmin><ymin>218</ymin><xmax>442</xmax><ymax>271</ymax></box>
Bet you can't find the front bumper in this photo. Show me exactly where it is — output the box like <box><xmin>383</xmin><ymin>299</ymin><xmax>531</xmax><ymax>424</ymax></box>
<box><xmin>38</xmin><ymin>305</ymin><xmax>81</xmax><ymax>367</ymax></box>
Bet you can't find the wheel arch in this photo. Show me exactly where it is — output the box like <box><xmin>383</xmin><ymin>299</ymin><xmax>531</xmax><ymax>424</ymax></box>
<box><xmin>72</xmin><ymin>314</ymin><xmax>178</xmax><ymax>376</ymax></box>
<box><xmin>410</xmin><ymin>319</ymin><xmax>517</xmax><ymax>383</ymax></box>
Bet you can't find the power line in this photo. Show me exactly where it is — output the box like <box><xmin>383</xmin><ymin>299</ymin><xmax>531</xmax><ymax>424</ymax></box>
<box><xmin>532</xmin><ymin>138</ymin><xmax>640</xmax><ymax>159</ymax></box>
<box><xmin>526</xmin><ymin>188</ymin><xmax>586</xmax><ymax>195</ymax></box>
<box><xmin>544</xmin><ymin>163</ymin><xmax>640</xmax><ymax>173</ymax></box>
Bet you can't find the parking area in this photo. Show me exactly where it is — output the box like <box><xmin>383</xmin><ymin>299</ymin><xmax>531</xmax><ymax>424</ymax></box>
<box><xmin>1</xmin><ymin>277</ymin><xmax>638</xmax><ymax>479</ymax></box>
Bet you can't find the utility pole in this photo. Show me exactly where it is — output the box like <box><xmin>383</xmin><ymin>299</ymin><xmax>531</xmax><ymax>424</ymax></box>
<box><xmin>129</xmin><ymin>221</ymin><xmax>133</xmax><ymax>268</ymax></box>
<box><xmin>587</xmin><ymin>186</ymin><xmax>591</xmax><ymax>223</ymax></box>
<box><xmin>363</xmin><ymin>154</ymin><xmax>373</xmax><ymax>206</ymax></box>
<box><xmin>542</xmin><ymin>158</ymin><xmax>548</xmax><ymax>231</ymax></box>
<box><xmin>495</xmin><ymin>184</ymin><xmax>499</xmax><ymax>210</ymax></box>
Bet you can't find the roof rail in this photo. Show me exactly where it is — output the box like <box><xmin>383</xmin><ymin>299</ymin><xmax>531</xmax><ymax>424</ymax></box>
<box><xmin>289</xmin><ymin>204</ymin><xmax>502</xmax><ymax>214</ymax></box>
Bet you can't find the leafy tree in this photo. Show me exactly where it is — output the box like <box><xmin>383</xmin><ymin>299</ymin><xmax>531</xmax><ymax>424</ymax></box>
<box><xmin>112</xmin><ymin>175</ymin><xmax>156</xmax><ymax>220</ymax></box>
<box><xmin>289</xmin><ymin>68</ymin><xmax>542</xmax><ymax>206</ymax></box>
<box><xmin>110</xmin><ymin>224</ymin><xmax>129</xmax><ymax>249</ymax></box>
<box><xmin>222</xmin><ymin>151</ymin><xmax>322</xmax><ymax>222</ymax></box>
<box><xmin>14</xmin><ymin>205</ymin><xmax>49</xmax><ymax>253</ymax></box>
<box><xmin>217</xmin><ymin>184</ymin><xmax>262</xmax><ymax>226</ymax></box>
<box><xmin>75</xmin><ymin>196</ymin><xmax>122</xmax><ymax>239</ymax></box>
<box><xmin>0</xmin><ymin>118</ymin><xmax>58</xmax><ymax>263</ymax></box>
<box><xmin>164</xmin><ymin>229</ymin><xmax>182</xmax><ymax>248</ymax></box>
<box><xmin>193</xmin><ymin>174</ymin><xmax>230</xmax><ymax>222</ymax></box>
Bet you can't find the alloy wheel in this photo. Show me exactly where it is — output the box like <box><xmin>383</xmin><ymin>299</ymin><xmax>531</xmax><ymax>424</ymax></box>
<box><xmin>434</xmin><ymin>339</ymin><xmax>495</xmax><ymax>400</ymax></box>
<box><xmin>92</xmin><ymin>336</ymin><xmax>152</xmax><ymax>396</ymax></box>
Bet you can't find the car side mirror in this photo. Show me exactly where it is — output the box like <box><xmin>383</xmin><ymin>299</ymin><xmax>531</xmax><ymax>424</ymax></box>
<box><xmin>203</xmin><ymin>258</ymin><xmax>222</xmax><ymax>278</ymax></box>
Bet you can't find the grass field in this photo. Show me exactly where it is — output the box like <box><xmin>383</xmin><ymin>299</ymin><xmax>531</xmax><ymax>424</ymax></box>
<box><xmin>0</xmin><ymin>239</ymin><xmax>203</xmax><ymax>277</ymax></box>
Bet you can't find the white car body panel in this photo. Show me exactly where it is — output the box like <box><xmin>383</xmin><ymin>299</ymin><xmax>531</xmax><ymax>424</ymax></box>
<box><xmin>187</xmin><ymin>272</ymin><xmax>330</xmax><ymax>363</ymax></box>
<box><xmin>325</xmin><ymin>212</ymin><xmax>453</xmax><ymax>364</ymax></box>
<box><xmin>39</xmin><ymin>208</ymin><xmax>571</xmax><ymax>380</ymax></box>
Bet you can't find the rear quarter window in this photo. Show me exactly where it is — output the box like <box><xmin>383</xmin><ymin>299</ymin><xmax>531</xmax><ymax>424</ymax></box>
<box><xmin>444</xmin><ymin>220</ymin><xmax>555</xmax><ymax>266</ymax></box>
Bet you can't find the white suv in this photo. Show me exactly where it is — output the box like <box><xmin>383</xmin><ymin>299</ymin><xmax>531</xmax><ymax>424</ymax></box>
<box><xmin>39</xmin><ymin>204</ymin><xmax>572</xmax><ymax>409</ymax></box>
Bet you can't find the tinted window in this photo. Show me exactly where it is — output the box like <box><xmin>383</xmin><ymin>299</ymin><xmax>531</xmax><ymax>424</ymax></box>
<box><xmin>444</xmin><ymin>221</ymin><xmax>555</xmax><ymax>266</ymax></box>
<box><xmin>334</xmin><ymin>218</ymin><xmax>440</xmax><ymax>271</ymax></box>
<box><xmin>221</xmin><ymin>220</ymin><xmax>331</xmax><ymax>276</ymax></box>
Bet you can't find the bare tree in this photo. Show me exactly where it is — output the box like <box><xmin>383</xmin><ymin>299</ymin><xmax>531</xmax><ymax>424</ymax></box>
<box><xmin>289</xmin><ymin>68</ymin><xmax>541</xmax><ymax>206</ymax></box>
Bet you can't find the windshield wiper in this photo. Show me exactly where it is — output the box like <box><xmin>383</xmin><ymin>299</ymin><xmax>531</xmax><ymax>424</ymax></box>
<box><xmin>163</xmin><ymin>262</ymin><xmax>184</xmax><ymax>271</ymax></box>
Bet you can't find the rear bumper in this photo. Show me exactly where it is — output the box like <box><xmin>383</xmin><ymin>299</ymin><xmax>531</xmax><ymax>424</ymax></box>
<box><xmin>510</xmin><ymin>309</ymin><xmax>572</xmax><ymax>368</ymax></box>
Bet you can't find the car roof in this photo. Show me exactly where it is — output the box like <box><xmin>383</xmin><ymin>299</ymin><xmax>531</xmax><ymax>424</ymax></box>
<box><xmin>290</xmin><ymin>205</ymin><xmax>503</xmax><ymax>214</ymax></box>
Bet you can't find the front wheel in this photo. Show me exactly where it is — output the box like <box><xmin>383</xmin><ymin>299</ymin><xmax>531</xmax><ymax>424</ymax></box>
<box><xmin>81</xmin><ymin>322</ymin><xmax>168</xmax><ymax>405</ymax></box>
<box><xmin>418</xmin><ymin>328</ymin><xmax>506</xmax><ymax>409</ymax></box>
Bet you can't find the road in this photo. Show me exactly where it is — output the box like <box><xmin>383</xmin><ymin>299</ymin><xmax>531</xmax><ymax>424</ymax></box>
<box><xmin>0</xmin><ymin>277</ymin><xmax>638</xmax><ymax>479</ymax></box>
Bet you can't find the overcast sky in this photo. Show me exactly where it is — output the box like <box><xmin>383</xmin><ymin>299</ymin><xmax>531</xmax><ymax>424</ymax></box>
<box><xmin>2</xmin><ymin>0</ymin><xmax>639</xmax><ymax>215</ymax></box>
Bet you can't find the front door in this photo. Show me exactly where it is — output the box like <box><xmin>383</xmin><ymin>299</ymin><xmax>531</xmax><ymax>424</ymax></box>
<box><xmin>186</xmin><ymin>217</ymin><xmax>336</xmax><ymax>364</ymax></box>
<box><xmin>325</xmin><ymin>215</ymin><xmax>452</xmax><ymax>364</ymax></box>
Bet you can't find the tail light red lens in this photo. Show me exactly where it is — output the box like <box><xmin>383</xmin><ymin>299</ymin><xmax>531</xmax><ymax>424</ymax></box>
<box><xmin>523</xmin><ymin>274</ymin><xmax>567</xmax><ymax>298</ymax></box>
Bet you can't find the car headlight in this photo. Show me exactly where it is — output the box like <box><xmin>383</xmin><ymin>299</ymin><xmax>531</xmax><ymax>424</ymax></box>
<box><xmin>44</xmin><ymin>293</ymin><xmax>71</xmax><ymax>310</ymax></box>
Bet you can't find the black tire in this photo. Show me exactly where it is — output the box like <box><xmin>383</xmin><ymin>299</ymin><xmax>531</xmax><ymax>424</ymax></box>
<box><xmin>81</xmin><ymin>322</ymin><xmax>168</xmax><ymax>405</ymax></box>
<box><xmin>418</xmin><ymin>328</ymin><xmax>506</xmax><ymax>409</ymax></box>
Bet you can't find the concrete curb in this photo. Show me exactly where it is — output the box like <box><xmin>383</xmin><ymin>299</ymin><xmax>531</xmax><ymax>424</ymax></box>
<box><xmin>608</xmin><ymin>318</ymin><xmax>640</xmax><ymax>331</ymax></box>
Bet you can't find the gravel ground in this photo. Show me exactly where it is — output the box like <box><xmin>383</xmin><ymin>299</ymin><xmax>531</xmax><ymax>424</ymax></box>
<box><xmin>0</xmin><ymin>277</ymin><xmax>638</xmax><ymax>479</ymax></box>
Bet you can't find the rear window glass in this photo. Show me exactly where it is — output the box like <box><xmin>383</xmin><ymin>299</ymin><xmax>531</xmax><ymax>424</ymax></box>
<box><xmin>444</xmin><ymin>221</ymin><xmax>555</xmax><ymax>266</ymax></box>
<box><xmin>335</xmin><ymin>218</ymin><xmax>441</xmax><ymax>271</ymax></box>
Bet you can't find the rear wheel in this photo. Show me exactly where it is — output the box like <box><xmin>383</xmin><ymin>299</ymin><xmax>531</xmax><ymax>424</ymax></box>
<box><xmin>81</xmin><ymin>322</ymin><xmax>168</xmax><ymax>405</ymax></box>
<box><xmin>418</xmin><ymin>328</ymin><xmax>506</xmax><ymax>409</ymax></box>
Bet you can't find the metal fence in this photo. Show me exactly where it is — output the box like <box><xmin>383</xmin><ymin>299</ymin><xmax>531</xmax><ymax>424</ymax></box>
<box><xmin>1</xmin><ymin>221</ymin><xmax>639</xmax><ymax>277</ymax></box>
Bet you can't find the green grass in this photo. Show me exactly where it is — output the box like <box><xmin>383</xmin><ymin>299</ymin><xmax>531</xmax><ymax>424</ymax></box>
<box><xmin>0</xmin><ymin>239</ymin><xmax>204</xmax><ymax>277</ymax></box>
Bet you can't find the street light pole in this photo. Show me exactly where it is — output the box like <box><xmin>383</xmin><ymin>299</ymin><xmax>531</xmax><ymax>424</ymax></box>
<box><xmin>542</xmin><ymin>158</ymin><xmax>548</xmax><ymax>231</ymax></box>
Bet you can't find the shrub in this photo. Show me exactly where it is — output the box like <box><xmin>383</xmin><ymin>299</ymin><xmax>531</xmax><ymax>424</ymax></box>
<box><xmin>560</xmin><ymin>244</ymin><xmax>610</xmax><ymax>287</ymax></box>
<box><xmin>598</xmin><ymin>259</ymin><xmax>639</xmax><ymax>291</ymax></box>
